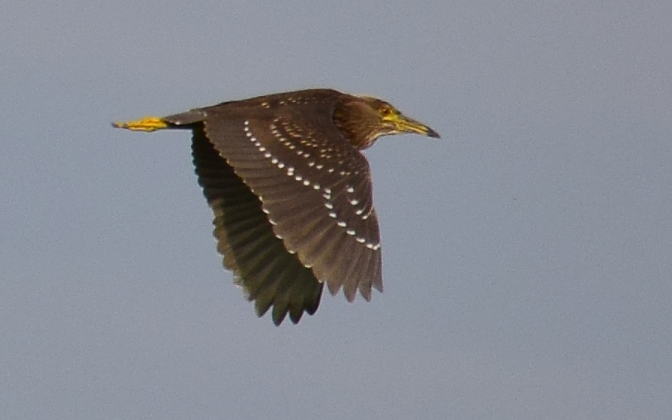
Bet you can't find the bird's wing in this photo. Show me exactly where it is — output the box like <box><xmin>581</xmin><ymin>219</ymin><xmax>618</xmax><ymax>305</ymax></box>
<box><xmin>192</xmin><ymin>125</ymin><xmax>323</xmax><ymax>325</ymax></box>
<box><xmin>201</xmin><ymin>102</ymin><xmax>383</xmax><ymax>301</ymax></box>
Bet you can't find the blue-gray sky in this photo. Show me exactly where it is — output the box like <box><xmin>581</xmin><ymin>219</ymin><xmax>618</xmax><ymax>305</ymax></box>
<box><xmin>1</xmin><ymin>1</ymin><xmax>671</xmax><ymax>419</ymax></box>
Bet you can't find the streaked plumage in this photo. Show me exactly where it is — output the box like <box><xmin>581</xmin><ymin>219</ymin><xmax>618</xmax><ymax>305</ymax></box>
<box><xmin>114</xmin><ymin>88</ymin><xmax>439</xmax><ymax>325</ymax></box>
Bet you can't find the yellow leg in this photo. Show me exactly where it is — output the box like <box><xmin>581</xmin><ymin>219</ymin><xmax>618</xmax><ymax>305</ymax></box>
<box><xmin>112</xmin><ymin>116</ymin><xmax>169</xmax><ymax>132</ymax></box>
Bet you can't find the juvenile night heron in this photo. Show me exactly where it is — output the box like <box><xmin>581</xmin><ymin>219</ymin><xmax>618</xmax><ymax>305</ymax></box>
<box><xmin>113</xmin><ymin>88</ymin><xmax>439</xmax><ymax>325</ymax></box>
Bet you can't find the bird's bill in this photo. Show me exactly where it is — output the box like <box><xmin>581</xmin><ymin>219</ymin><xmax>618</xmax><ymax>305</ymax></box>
<box><xmin>394</xmin><ymin>114</ymin><xmax>440</xmax><ymax>138</ymax></box>
<box><xmin>112</xmin><ymin>116</ymin><xmax>169</xmax><ymax>132</ymax></box>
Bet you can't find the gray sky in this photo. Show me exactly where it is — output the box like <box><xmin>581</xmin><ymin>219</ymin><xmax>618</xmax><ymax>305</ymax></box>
<box><xmin>1</xmin><ymin>1</ymin><xmax>671</xmax><ymax>419</ymax></box>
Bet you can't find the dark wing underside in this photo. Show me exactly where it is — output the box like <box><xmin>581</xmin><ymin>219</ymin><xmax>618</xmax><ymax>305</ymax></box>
<box><xmin>192</xmin><ymin>126</ymin><xmax>322</xmax><ymax>325</ymax></box>
<box><xmin>198</xmin><ymin>92</ymin><xmax>382</xmax><ymax>302</ymax></box>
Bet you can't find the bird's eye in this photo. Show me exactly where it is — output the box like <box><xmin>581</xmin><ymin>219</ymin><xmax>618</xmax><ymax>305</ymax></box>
<box><xmin>381</xmin><ymin>107</ymin><xmax>394</xmax><ymax>117</ymax></box>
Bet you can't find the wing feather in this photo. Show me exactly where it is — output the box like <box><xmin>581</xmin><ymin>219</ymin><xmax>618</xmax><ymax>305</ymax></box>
<box><xmin>191</xmin><ymin>126</ymin><xmax>322</xmax><ymax>324</ymax></box>
<box><xmin>201</xmin><ymin>96</ymin><xmax>383</xmax><ymax>301</ymax></box>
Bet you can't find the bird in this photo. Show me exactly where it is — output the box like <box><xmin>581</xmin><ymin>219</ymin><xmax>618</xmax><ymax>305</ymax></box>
<box><xmin>113</xmin><ymin>88</ymin><xmax>439</xmax><ymax>325</ymax></box>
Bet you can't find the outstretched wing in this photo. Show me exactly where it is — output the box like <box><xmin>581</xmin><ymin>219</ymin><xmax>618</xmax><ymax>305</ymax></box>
<box><xmin>191</xmin><ymin>125</ymin><xmax>323</xmax><ymax>325</ymax></box>
<box><xmin>200</xmin><ymin>95</ymin><xmax>382</xmax><ymax>302</ymax></box>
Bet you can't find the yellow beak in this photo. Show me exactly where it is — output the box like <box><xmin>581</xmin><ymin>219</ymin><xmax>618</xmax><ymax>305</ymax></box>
<box><xmin>394</xmin><ymin>114</ymin><xmax>440</xmax><ymax>138</ymax></box>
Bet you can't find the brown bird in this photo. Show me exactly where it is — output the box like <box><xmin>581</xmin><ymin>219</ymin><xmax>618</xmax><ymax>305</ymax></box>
<box><xmin>113</xmin><ymin>88</ymin><xmax>439</xmax><ymax>325</ymax></box>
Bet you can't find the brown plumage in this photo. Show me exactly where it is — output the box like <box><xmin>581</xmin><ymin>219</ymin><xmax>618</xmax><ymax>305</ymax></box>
<box><xmin>113</xmin><ymin>88</ymin><xmax>439</xmax><ymax>325</ymax></box>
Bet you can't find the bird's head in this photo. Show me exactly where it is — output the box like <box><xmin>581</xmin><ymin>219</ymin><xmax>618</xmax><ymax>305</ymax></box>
<box><xmin>334</xmin><ymin>95</ymin><xmax>440</xmax><ymax>149</ymax></box>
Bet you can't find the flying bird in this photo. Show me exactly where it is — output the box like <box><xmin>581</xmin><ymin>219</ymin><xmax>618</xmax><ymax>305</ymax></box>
<box><xmin>113</xmin><ymin>88</ymin><xmax>439</xmax><ymax>325</ymax></box>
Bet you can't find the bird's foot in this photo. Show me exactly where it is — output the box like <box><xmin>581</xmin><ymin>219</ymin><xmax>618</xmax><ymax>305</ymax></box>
<box><xmin>112</xmin><ymin>116</ymin><xmax>168</xmax><ymax>132</ymax></box>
